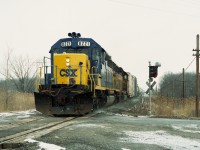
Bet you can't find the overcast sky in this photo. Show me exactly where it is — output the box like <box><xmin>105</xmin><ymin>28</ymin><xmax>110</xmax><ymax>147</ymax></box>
<box><xmin>0</xmin><ymin>0</ymin><xmax>200</xmax><ymax>90</ymax></box>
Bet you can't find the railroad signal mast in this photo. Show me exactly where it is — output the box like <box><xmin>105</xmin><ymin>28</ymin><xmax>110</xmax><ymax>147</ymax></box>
<box><xmin>146</xmin><ymin>61</ymin><xmax>161</xmax><ymax>116</ymax></box>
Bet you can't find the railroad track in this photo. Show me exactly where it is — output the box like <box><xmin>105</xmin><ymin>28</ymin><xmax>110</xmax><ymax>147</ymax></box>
<box><xmin>0</xmin><ymin>117</ymin><xmax>45</xmax><ymax>130</ymax></box>
<box><xmin>0</xmin><ymin>113</ymin><xmax>97</xmax><ymax>149</ymax></box>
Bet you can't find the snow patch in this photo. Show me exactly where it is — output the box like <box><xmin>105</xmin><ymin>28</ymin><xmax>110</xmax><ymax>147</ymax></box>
<box><xmin>74</xmin><ymin>123</ymin><xmax>109</xmax><ymax>128</ymax></box>
<box><xmin>114</xmin><ymin>113</ymin><xmax>133</xmax><ymax>117</ymax></box>
<box><xmin>0</xmin><ymin>109</ymin><xmax>36</xmax><ymax>117</ymax></box>
<box><xmin>120</xmin><ymin>130</ymin><xmax>200</xmax><ymax>150</ymax></box>
<box><xmin>55</xmin><ymin>136</ymin><xmax>59</xmax><ymax>139</ymax></box>
<box><xmin>96</xmin><ymin>109</ymin><xmax>134</xmax><ymax>117</ymax></box>
<box><xmin>172</xmin><ymin>124</ymin><xmax>200</xmax><ymax>133</ymax></box>
<box><xmin>16</xmin><ymin>115</ymin><xmax>30</xmax><ymax>118</ymax></box>
<box><xmin>121</xmin><ymin>148</ymin><xmax>131</xmax><ymax>150</ymax></box>
<box><xmin>25</xmin><ymin>138</ymin><xmax>65</xmax><ymax>150</ymax></box>
<box><xmin>96</xmin><ymin>109</ymin><xmax>137</xmax><ymax>118</ymax></box>
<box><xmin>137</xmin><ymin>116</ymin><xmax>149</xmax><ymax>118</ymax></box>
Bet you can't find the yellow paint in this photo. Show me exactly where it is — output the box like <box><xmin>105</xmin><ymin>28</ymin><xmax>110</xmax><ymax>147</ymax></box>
<box><xmin>36</xmin><ymin>67</ymin><xmax>42</xmax><ymax>91</ymax></box>
<box><xmin>54</xmin><ymin>53</ymin><xmax>90</xmax><ymax>85</ymax></box>
<box><xmin>95</xmin><ymin>86</ymin><xmax>107</xmax><ymax>90</ymax></box>
<box><xmin>95</xmin><ymin>85</ymin><xmax>120</xmax><ymax>92</ymax></box>
<box><xmin>97</xmin><ymin>74</ymin><xmax>101</xmax><ymax>86</ymax></box>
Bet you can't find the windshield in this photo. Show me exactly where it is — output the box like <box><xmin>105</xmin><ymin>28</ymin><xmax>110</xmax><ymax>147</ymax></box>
<box><xmin>53</xmin><ymin>48</ymin><xmax>89</xmax><ymax>55</ymax></box>
<box><xmin>65</xmin><ymin>48</ymin><xmax>88</xmax><ymax>55</ymax></box>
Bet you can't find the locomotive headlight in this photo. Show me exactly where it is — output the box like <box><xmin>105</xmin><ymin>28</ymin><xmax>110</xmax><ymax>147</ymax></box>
<box><xmin>66</xmin><ymin>58</ymin><xmax>70</xmax><ymax>63</ymax></box>
<box><xmin>66</xmin><ymin>63</ymin><xmax>70</xmax><ymax>66</ymax></box>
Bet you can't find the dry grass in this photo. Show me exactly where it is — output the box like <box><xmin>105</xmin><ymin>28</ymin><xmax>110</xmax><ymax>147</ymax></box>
<box><xmin>0</xmin><ymin>90</ymin><xmax>35</xmax><ymax>112</ymax></box>
<box><xmin>151</xmin><ymin>96</ymin><xmax>198</xmax><ymax>117</ymax></box>
<box><xmin>124</xmin><ymin>96</ymin><xmax>199</xmax><ymax>118</ymax></box>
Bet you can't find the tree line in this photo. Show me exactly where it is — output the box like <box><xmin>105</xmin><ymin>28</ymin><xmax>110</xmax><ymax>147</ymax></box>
<box><xmin>159</xmin><ymin>72</ymin><xmax>196</xmax><ymax>98</ymax></box>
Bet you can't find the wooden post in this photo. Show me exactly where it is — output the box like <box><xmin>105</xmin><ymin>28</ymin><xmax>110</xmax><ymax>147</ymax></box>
<box><xmin>193</xmin><ymin>34</ymin><xmax>199</xmax><ymax>117</ymax></box>
<box><xmin>182</xmin><ymin>68</ymin><xmax>185</xmax><ymax>99</ymax></box>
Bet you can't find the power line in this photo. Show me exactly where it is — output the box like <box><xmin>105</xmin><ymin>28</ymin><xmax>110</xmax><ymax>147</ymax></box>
<box><xmin>185</xmin><ymin>57</ymin><xmax>195</xmax><ymax>71</ymax></box>
<box><xmin>171</xmin><ymin>0</ymin><xmax>200</xmax><ymax>10</ymax></box>
<box><xmin>107</xmin><ymin>0</ymin><xmax>200</xmax><ymax>18</ymax></box>
<box><xmin>159</xmin><ymin>57</ymin><xmax>196</xmax><ymax>92</ymax></box>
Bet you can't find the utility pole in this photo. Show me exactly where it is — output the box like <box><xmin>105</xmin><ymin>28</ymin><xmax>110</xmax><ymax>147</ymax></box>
<box><xmin>193</xmin><ymin>34</ymin><xmax>199</xmax><ymax>117</ymax></box>
<box><xmin>182</xmin><ymin>68</ymin><xmax>185</xmax><ymax>99</ymax></box>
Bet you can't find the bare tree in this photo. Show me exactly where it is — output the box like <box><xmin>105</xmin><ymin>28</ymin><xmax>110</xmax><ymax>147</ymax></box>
<box><xmin>0</xmin><ymin>50</ymin><xmax>38</xmax><ymax>93</ymax></box>
<box><xmin>0</xmin><ymin>48</ymin><xmax>13</xmax><ymax>110</ymax></box>
<box><xmin>8</xmin><ymin>55</ymin><xmax>38</xmax><ymax>92</ymax></box>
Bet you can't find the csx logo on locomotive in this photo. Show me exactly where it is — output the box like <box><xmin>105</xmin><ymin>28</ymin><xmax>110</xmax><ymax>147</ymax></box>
<box><xmin>60</xmin><ymin>69</ymin><xmax>77</xmax><ymax>77</ymax></box>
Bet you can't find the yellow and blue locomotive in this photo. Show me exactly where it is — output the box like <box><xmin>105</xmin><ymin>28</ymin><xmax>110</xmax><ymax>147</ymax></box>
<box><xmin>34</xmin><ymin>32</ymin><xmax>138</xmax><ymax>115</ymax></box>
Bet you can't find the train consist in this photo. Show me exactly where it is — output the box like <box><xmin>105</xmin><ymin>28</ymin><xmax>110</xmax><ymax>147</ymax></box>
<box><xmin>34</xmin><ymin>32</ymin><xmax>138</xmax><ymax>115</ymax></box>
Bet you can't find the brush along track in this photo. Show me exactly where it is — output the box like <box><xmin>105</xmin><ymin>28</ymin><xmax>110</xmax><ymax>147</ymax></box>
<box><xmin>0</xmin><ymin>113</ymin><xmax>97</xmax><ymax>145</ymax></box>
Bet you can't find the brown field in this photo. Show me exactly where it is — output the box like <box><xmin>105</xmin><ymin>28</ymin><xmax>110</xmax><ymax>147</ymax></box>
<box><xmin>0</xmin><ymin>90</ymin><xmax>35</xmax><ymax>112</ymax></box>
<box><xmin>124</xmin><ymin>96</ymin><xmax>199</xmax><ymax>118</ymax></box>
<box><xmin>150</xmin><ymin>96</ymin><xmax>198</xmax><ymax>117</ymax></box>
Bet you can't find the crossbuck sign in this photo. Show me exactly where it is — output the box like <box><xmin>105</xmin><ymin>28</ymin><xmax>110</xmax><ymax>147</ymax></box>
<box><xmin>146</xmin><ymin>81</ymin><xmax>156</xmax><ymax>94</ymax></box>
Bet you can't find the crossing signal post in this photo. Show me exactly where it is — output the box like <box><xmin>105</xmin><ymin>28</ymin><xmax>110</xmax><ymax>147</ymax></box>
<box><xmin>146</xmin><ymin>61</ymin><xmax>161</xmax><ymax>116</ymax></box>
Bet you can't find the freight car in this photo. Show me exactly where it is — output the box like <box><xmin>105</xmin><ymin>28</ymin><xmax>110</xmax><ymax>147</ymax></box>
<box><xmin>34</xmin><ymin>32</ymin><xmax>138</xmax><ymax>115</ymax></box>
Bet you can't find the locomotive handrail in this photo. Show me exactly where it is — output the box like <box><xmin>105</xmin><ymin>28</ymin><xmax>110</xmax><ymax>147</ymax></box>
<box><xmin>35</xmin><ymin>65</ymin><xmax>58</xmax><ymax>87</ymax></box>
<box><xmin>43</xmin><ymin>65</ymin><xmax>59</xmax><ymax>85</ymax></box>
<box><xmin>86</xmin><ymin>69</ymin><xmax>93</xmax><ymax>92</ymax></box>
<box><xmin>91</xmin><ymin>66</ymin><xmax>98</xmax><ymax>97</ymax></box>
<box><xmin>36</xmin><ymin>66</ymin><xmax>43</xmax><ymax>91</ymax></box>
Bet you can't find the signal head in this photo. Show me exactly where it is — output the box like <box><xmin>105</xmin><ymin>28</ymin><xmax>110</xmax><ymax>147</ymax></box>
<box><xmin>149</xmin><ymin>66</ymin><xmax>158</xmax><ymax>78</ymax></box>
